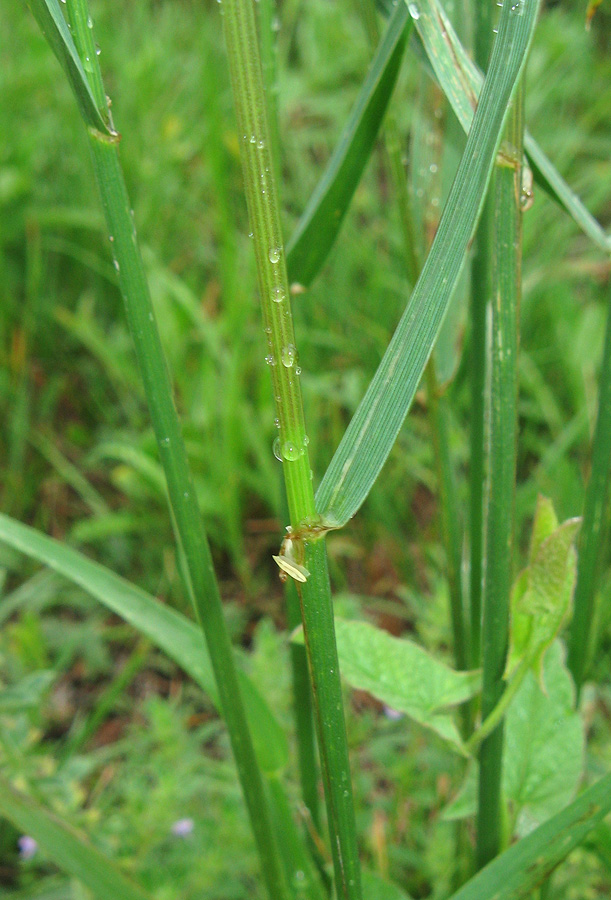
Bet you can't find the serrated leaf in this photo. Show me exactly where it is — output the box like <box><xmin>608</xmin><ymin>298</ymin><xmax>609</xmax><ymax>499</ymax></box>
<box><xmin>0</xmin><ymin>776</ymin><xmax>151</xmax><ymax>900</ymax></box>
<box><xmin>444</xmin><ymin>642</ymin><xmax>584</xmax><ymax>836</ymax></box>
<box><xmin>314</xmin><ymin>619</ymin><xmax>481</xmax><ymax>751</ymax></box>
<box><xmin>286</xmin><ymin>1</ymin><xmax>410</xmax><ymax>287</ymax></box>
<box><xmin>315</xmin><ymin>0</ymin><xmax>540</xmax><ymax>526</ymax></box>
<box><xmin>0</xmin><ymin>513</ymin><xmax>288</xmax><ymax>774</ymax></box>
<box><xmin>413</xmin><ymin>0</ymin><xmax>611</xmax><ymax>253</ymax></box>
<box><xmin>25</xmin><ymin>0</ymin><xmax>113</xmax><ymax>136</ymax></box>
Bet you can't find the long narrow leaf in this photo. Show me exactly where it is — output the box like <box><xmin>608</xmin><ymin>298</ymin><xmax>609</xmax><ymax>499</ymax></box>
<box><xmin>286</xmin><ymin>1</ymin><xmax>410</xmax><ymax>287</ymax></box>
<box><xmin>413</xmin><ymin>0</ymin><xmax>610</xmax><ymax>253</ymax></box>
<box><xmin>0</xmin><ymin>776</ymin><xmax>151</xmax><ymax>900</ymax></box>
<box><xmin>0</xmin><ymin>513</ymin><xmax>288</xmax><ymax>775</ymax></box>
<box><xmin>25</xmin><ymin>0</ymin><xmax>113</xmax><ymax>136</ymax></box>
<box><xmin>316</xmin><ymin>0</ymin><xmax>540</xmax><ymax>527</ymax></box>
<box><xmin>447</xmin><ymin>772</ymin><xmax>611</xmax><ymax>900</ymax></box>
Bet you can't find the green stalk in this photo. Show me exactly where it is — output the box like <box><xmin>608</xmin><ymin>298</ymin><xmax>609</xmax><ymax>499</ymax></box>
<box><xmin>476</xmin><ymin>83</ymin><xmax>525</xmax><ymax>869</ymax></box>
<box><xmin>469</xmin><ymin>0</ymin><xmax>495</xmax><ymax>670</ymax></box>
<box><xmin>63</xmin><ymin>3</ymin><xmax>288</xmax><ymax>897</ymax></box>
<box><xmin>567</xmin><ymin>281</ymin><xmax>611</xmax><ymax>695</ymax></box>
<box><xmin>220</xmin><ymin>1</ymin><xmax>362</xmax><ymax>896</ymax></box>
<box><xmin>427</xmin><ymin>361</ymin><xmax>468</xmax><ymax>673</ymax></box>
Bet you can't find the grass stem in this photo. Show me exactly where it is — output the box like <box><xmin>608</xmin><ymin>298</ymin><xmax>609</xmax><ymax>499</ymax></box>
<box><xmin>476</xmin><ymin>82</ymin><xmax>525</xmax><ymax>869</ymax></box>
<box><xmin>64</xmin><ymin>1</ymin><xmax>289</xmax><ymax>896</ymax></box>
<box><xmin>567</xmin><ymin>282</ymin><xmax>611</xmax><ymax>695</ymax></box>
<box><xmin>220</xmin><ymin>0</ymin><xmax>362</xmax><ymax>894</ymax></box>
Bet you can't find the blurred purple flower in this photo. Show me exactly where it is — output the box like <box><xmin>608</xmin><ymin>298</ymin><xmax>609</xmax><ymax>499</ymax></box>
<box><xmin>383</xmin><ymin>705</ymin><xmax>404</xmax><ymax>720</ymax></box>
<box><xmin>171</xmin><ymin>818</ymin><xmax>194</xmax><ymax>838</ymax></box>
<box><xmin>18</xmin><ymin>836</ymin><xmax>38</xmax><ymax>860</ymax></box>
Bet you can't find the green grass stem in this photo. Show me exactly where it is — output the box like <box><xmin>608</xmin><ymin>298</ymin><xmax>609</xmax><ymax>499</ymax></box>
<box><xmin>427</xmin><ymin>361</ymin><xmax>468</xmax><ymax>673</ymax></box>
<box><xmin>468</xmin><ymin>0</ymin><xmax>495</xmax><ymax>671</ymax></box>
<box><xmin>220</xmin><ymin>0</ymin><xmax>362</xmax><ymax>895</ymax></box>
<box><xmin>62</xmin><ymin>1</ymin><xmax>289</xmax><ymax>896</ymax></box>
<box><xmin>476</xmin><ymin>83</ymin><xmax>525</xmax><ymax>869</ymax></box>
<box><xmin>567</xmin><ymin>280</ymin><xmax>611</xmax><ymax>694</ymax></box>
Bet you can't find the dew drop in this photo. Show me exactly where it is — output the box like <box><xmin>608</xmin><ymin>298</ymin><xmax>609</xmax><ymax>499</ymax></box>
<box><xmin>272</xmin><ymin>286</ymin><xmax>286</xmax><ymax>303</ymax></box>
<box><xmin>250</xmin><ymin>134</ymin><xmax>256</xmax><ymax>144</ymax></box>
<box><xmin>429</xmin><ymin>163</ymin><xmax>438</xmax><ymax>174</ymax></box>
<box><xmin>268</xmin><ymin>246</ymin><xmax>281</xmax><ymax>264</ymax></box>
<box><xmin>257</xmin><ymin>140</ymin><xmax>265</xmax><ymax>149</ymax></box>
<box><xmin>273</xmin><ymin>437</ymin><xmax>283</xmax><ymax>461</ymax></box>
<box><xmin>113</xmin><ymin>259</ymin><xmax>120</xmax><ymax>273</ymax></box>
<box><xmin>408</xmin><ymin>2</ymin><xmax>420</xmax><ymax>19</ymax></box>
<box><xmin>295</xmin><ymin>365</ymin><xmax>302</xmax><ymax>375</ymax></box>
<box><xmin>87</xmin><ymin>15</ymin><xmax>93</xmax><ymax>28</ymax></box>
<box><xmin>274</xmin><ymin>417</ymin><xmax>280</xmax><ymax>429</ymax></box>
<box><xmin>265</xmin><ymin>354</ymin><xmax>276</xmax><ymax>366</ymax></box>
<box><xmin>96</xmin><ymin>45</ymin><xmax>101</xmax><ymax>56</ymax></box>
<box><xmin>282</xmin><ymin>440</ymin><xmax>303</xmax><ymax>461</ymax></box>
<box><xmin>281</xmin><ymin>344</ymin><xmax>297</xmax><ymax>367</ymax></box>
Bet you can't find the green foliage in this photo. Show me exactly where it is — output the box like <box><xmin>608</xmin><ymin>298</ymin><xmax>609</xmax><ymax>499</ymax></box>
<box><xmin>445</xmin><ymin>641</ymin><xmax>584</xmax><ymax>835</ymax></box>
<box><xmin>296</xmin><ymin>618</ymin><xmax>480</xmax><ymax>751</ymax></box>
<box><xmin>506</xmin><ymin>496</ymin><xmax>581</xmax><ymax>685</ymax></box>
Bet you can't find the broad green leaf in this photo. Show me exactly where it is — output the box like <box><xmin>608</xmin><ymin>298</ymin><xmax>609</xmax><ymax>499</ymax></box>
<box><xmin>0</xmin><ymin>671</ymin><xmax>55</xmax><ymax>713</ymax></box>
<box><xmin>413</xmin><ymin>0</ymin><xmax>611</xmax><ymax>253</ymax></box>
<box><xmin>316</xmin><ymin>0</ymin><xmax>540</xmax><ymax>526</ymax></box>
<box><xmin>444</xmin><ymin>642</ymin><xmax>584</xmax><ymax>836</ymax></box>
<box><xmin>298</xmin><ymin>619</ymin><xmax>480</xmax><ymax>751</ymax></box>
<box><xmin>25</xmin><ymin>0</ymin><xmax>113</xmax><ymax>137</ymax></box>
<box><xmin>0</xmin><ymin>776</ymin><xmax>151</xmax><ymax>900</ymax></box>
<box><xmin>506</xmin><ymin>498</ymin><xmax>580</xmax><ymax>683</ymax></box>
<box><xmin>445</xmin><ymin>771</ymin><xmax>611</xmax><ymax>900</ymax></box>
<box><xmin>0</xmin><ymin>513</ymin><xmax>288</xmax><ymax>774</ymax></box>
<box><xmin>286</xmin><ymin>1</ymin><xmax>410</xmax><ymax>288</ymax></box>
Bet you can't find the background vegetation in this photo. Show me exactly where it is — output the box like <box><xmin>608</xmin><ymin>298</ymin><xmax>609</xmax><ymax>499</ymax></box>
<box><xmin>1</xmin><ymin>0</ymin><xmax>610</xmax><ymax>896</ymax></box>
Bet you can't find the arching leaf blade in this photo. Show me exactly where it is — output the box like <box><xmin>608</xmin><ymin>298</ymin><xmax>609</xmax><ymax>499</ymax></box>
<box><xmin>0</xmin><ymin>513</ymin><xmax>288</xmax><ymax>775</ymax></box>
<box><xmin>446</xmin><ymin>772</ymin><xmax>611</xmax><ymax>900</ymax></box>
<box><xmin>0</xmin><ymin>777</ymin><xmax>151</xmax><ymax>900</ymax></box>
<box><xmin>413</xmin><ymin>0</ymin><xmax>610</xmax><ymax>252</ymax></box>
<box><xmin>316</xmin><ymin>0</ymin><xmax>540</xmax><ymax>526</ymax></box>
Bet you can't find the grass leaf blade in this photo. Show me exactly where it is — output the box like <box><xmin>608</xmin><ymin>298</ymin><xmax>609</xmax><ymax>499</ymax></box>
<box><xmin>413</xmin><ymin>0</ymin><xmax>610</xmax><ymax>252</ymax></box>
<box><xmin>286</xmin><ymin>1</ymin><xmax>410</xmax><ymax>288</ymax></box>
<box><xmin>0</xmin><ymin>512</ymin><xmax>289</xmax><ymax>775</ymax></box>
<box><xmin>316</xmin><ymin>0</ymin><xmax>540</xmax><ymax>527</ymax></box>
<box><xmin>0</xmin><ymin>776</ymin><xmax>151</xmax><ymax>900</ymax></box>
<box><xmin>447</xmin><ymin>772</ymin><xmax>611</xmax><ymax>900</ymax></box>
<box><xmin>25</xmin><ymin>0</ymin><xmax>112</xmax><ymax>136</ymax></box>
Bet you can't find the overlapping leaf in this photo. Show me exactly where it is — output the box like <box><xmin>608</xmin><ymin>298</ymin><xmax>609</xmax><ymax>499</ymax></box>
<box><xmin>316</xmin><ymin>0</ymin><xmax>540</xmax><ymax>526</ymax></box>
<box><xmin>444</xmin><ymin>642</ymin><xmax>584</xmax><ymax>834</ymax></box>
<box><xmin>413</xmin><ymin>0</ymin><xmax>610</xmax><ymax>252</ymax></box>
<box><xmin>295</xmin><ymin>619</ymin><xmax>480</xmax><ymax>751</ymax></box>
